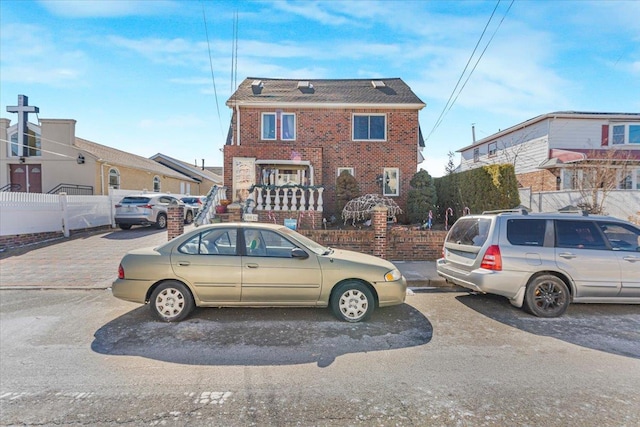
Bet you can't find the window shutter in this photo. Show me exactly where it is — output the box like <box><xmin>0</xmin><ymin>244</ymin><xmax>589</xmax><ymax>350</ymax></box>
<box><xmin>601</xmin><ymin>125</ymin><xmax>609</xmax><ymax>146</ymax></box>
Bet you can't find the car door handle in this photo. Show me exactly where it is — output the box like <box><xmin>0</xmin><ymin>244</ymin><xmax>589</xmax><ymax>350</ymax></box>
<box><xmin>558</xmin><ymin>252</ymin><xmax>577</xmax><ymax>259</ymax></box>
<box><xmin>178</xmin><ymin>261</ymin><xmax>190</xmax><ymax>266</ymax></box>
<box><xmin>246</xmin><ymin>263</ymin><xmax>259</xmax><ymax>268</ymax></box>
<box><xmin>622</xmin><ymin>256</ymin><xmax>640</xmax><ymax>262</ymax></box>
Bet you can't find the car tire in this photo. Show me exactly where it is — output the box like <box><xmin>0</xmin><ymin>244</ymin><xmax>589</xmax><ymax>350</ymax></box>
<box><xmin>524</xmin><ymin>274</ymin><xmax>570</xmax><ymax>318</ymax></box>
<box><xmin>330</xmin><ymin>281</ymin><xmax>374</xmax><ymax>323</ymax></box>
<box><xmin>185</xmin><ymin>210</ymin><xmax>194</xmax><ymax>224</ymax></box>
<box><xmin>155</xmin><ymin>213</ymin><xmax>167</xmax><ymax>229</ymax></box>
<box><xmin>150</xmin><ymin>281</ymin><xmax>194</xmax><ymax>322</ymax></box>
<box><xmin>118</xmin><ymin>224</ymin><xmax>132</xmax><ymax>230</ymax></box>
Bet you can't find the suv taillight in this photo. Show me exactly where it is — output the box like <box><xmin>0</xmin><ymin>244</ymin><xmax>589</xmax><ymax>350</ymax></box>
<box><xmin>480</xmin><ymin>245</ymin><xmax>502</xmax><ymax>271</ymax></box>
<box><xmin>141</xmin><ymin>204</ymin><xmax>153</xmax><ymax>209</ymax></box>
<box><xmin>118</xmin><ymin>264</ymin><xmax>125</xmax><ymax>279</ymax></box>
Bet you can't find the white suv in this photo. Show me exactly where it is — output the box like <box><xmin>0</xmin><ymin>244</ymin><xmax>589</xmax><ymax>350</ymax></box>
<box><xmin>115</xmin><ymin>194</ymin><xmax>194</xmax><ymax>230</ymax></box>
<box><xmin>437</xmin><ymin>210</ymin><xmax>640</xmax><ymax>317</ymax></box>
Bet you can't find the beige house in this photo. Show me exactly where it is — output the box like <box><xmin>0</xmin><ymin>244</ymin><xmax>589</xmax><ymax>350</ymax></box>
<box><xmin>150</xmin><ymin>153</ymin><xmax>222</xmax><ymax>195</ymax></box>
<box><xmin>1</xmin><ymin>95</ymin><xmax>213</xmax><ymax>196</ymax></box>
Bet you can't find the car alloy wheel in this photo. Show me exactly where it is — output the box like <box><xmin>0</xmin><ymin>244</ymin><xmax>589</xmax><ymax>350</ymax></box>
<box><xmin>524</xmin><ymin>274</ymin><xmax>570</xmax><ymax>318</ymax></box>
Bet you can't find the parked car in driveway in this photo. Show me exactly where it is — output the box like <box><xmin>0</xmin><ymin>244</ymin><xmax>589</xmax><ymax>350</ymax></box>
<box><xmin>180</xmin><ymin>196</ymin><xmax>206</xmax><ymax>215</ymax></box>
<box><xmin>112</xmin><ymin>222</ymin><xmax>407</xmax><ymax>322</ymax></box>
<box><xmin>114</xmin><ymin>193</ymin><xmax>194</xmax><ymax>230</ymax></box>
<box><xmin>437</xmin><ymin>209</ymin><xmax>640</xmax><ymax>317</ymax></box>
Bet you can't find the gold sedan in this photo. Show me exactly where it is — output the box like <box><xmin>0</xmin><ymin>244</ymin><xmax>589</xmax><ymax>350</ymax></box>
<box><xmin>112</xmin><ymin>222</ymin><xmax>407</xmax><ymax>322</ymax></box>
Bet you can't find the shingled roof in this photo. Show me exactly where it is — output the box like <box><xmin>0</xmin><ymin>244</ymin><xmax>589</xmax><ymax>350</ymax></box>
<box><xmin>74</xmin><ymin>138</ymin><xmax>197</xmax><ymax>182</ymax></box>
<box><xmin>227</xmin><ymin>78</ymin><xmax>425</xmax><ymax>108</ymax></box>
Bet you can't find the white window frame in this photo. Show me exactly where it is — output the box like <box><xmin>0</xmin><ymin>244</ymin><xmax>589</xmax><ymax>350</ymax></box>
<box><xmin>352</xmin><ymin>114</ymin><xmax>387</xmax><ymax>141</ymax></box>
<box><xmin>488</xmin><ymin>142</ymin><xmax>497</xmax><ymax>157</ymax></box>
<box><xmin>473</xmin><ymin>148</ymin><xmax>480</xmax><ymax>162</ymax></box>
<box><xmin>337</xmin><ymin>167</ymin><xmax>354</xmax><ymax>177</ymax></box>
<box><xmin>611</xmin><ymin>123</ymin><xmax>640</xmax><ymax>145</ymax></box>
<box><xmin>108</xmin><ymin>168</ymin><xmax>120</xmax><ymax>189</ymax></box>
<box><xmin>281</xmin><ymin>113</ymin><xmax>296</xmax><ymax>140</ymax></box>
<box><xmin>261</xmin><ymin>113</ymin><xmax>276</xmax><ymax>140</ymax></box>
<box><xmin>383</xmin><ymin>167</ymin><xmax>400</xmax><ymax>197</ymax></box>
<box><xmin>153</xmin><ymin>176</ymin><xmax>161</xmax><ymax>192</ymax></box>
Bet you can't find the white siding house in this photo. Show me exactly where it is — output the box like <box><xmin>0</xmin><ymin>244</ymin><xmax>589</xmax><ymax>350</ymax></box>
<box><xmin>456</xmin><ymin>112</ymin><xmax>640</xmax><ymax>219</ymax></box>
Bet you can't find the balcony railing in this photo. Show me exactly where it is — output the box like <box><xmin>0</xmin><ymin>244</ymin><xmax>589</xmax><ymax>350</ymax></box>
<box><xmin>251</xmin><ymin>185</ymin><xmax>324</xmax><ymax>212</ymax></box>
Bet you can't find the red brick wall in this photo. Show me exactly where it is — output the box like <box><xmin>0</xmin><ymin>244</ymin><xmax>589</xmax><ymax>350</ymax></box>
<box><xmin>518</xmin><ymin>170</ymin><xmax>559</xmax><ymax>191</ymax></box>
<box><xmin>225</xmin><ymin>107</ymin><xmax>420</xmax><ymax>217</ymax></box>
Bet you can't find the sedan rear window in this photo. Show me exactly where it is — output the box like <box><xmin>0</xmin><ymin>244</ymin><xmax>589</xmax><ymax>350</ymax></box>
<box><xmin>121</xmin><ymin>197</ymin><xmax>151</xmax><ymax>204</ymax></box>
<box><xmin>446</xmin><ymin>218</ymin><xmax>492</xmax><ymax>246</ymax></box>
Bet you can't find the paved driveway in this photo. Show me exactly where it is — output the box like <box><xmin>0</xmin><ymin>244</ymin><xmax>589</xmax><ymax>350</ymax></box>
<box><xmin>0</xmin><ymin>226</ymin><xmax>192</xmax><ymax>289</ymax></box>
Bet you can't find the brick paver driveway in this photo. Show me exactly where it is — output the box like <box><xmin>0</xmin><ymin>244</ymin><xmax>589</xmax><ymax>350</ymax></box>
<box><xmin>0</xmin><ymin>226</ymin><xmax>194</xmax><ymax>289</ymax></box>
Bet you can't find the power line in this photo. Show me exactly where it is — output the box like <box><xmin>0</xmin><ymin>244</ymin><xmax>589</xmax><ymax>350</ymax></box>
<box><xmin>202</xmin><ymin>3</ymin><xmax>223</xmax><ymax>139</ymax></box>
<box><xmin>425</xmin><ymin>0</ymin><xmax>513</xmax><ymax>142</ymax></box>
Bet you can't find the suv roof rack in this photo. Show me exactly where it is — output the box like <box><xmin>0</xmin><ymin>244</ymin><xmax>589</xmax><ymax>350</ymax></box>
<box><xmin>482</xmin><ymin>208</ymin><xmax>529</xmax><ymax>215</ymax></box>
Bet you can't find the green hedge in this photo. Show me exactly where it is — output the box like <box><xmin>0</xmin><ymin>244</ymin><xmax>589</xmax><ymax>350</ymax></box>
<box><xmin>434</xmin><ymin>164</ymin><xmax>520</xmax><ymax>222</ymax></box>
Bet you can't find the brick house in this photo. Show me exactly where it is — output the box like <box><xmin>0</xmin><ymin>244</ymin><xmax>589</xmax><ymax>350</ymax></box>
<box><xmin>457</xmin><ymin>111</ymin><xmax>640</xmax><ymax>191</ymax></box>
<box><xmin>223</xmin><ymin>78</ymin><xmax>426</xmax><ymax>220</ymax></box>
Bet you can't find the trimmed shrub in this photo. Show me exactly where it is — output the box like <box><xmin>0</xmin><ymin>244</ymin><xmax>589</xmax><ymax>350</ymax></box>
<box><xmin>407</xmin><ymin>169</ymin><xmax>437</xmax><ymax>224</ymax></box>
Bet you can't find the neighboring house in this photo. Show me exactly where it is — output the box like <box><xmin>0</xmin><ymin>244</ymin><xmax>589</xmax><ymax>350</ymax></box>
<box><xmin>457</xmin><ymin>111</ymin><xmax>640</xmax><ymax>192</ymax></box>
<box><xmin>223</xmin><ymin>78</ymin><xmax>426</xmax><ymax>216</ymax></box>
<box><xmin>1</xmin><ymin>95</ymin><xmax>209</xmax><ymax>195</ymax></box>
<box><xmin>150</xmin><ymin>153</ymin><xmax>223</xmax><ymax>195</ymax></box>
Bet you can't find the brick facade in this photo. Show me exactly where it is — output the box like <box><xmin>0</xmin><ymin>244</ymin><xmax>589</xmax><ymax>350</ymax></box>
<box><xmin>225</xmin><ymin>107</ymin><xmax>419</xmax><ymax>216</ymax></box>
<box><xmin>224</xmin><ymin>78</ymin><xmax>424</xmax><ymax>219</ymax></box>
<box><xmin>517</xmin><ymin>169</ymin><xmax>559</xmax><ymax>192</ymax></box>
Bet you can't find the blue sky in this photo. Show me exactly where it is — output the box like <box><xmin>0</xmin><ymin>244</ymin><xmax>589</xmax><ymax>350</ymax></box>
<box><xmin>1</xmin><ymin>0</ymin><xmax>639</xmax><ymax>177</ymax></box>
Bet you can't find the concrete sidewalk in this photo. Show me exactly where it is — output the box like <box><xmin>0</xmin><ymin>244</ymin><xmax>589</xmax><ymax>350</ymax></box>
<box><xmin>0</xmin><ymin>226</ymin><xmax>449</xmax><ymax>290</ymax></box>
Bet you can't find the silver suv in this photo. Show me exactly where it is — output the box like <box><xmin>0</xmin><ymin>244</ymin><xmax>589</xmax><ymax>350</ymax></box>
<box><xmin>437</xmin><ymin>210</ymin><xmax>640</xmax><ymax>317</ymax></box>
<box><xmin>115</xmin><ymin>194</ymin><xmax>194</xmax><ymax>230</ymax></box>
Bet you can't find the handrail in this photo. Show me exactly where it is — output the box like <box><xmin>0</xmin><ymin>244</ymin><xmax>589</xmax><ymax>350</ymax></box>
<box><xmin>0</xmin><ymin>183</ymin><xmax>21</xmax><ymax>192</ymax></box>
<box><xmin>47</xmin><ymin>183</ymin><xmax>94</xmax><ymax>195</ymax></box>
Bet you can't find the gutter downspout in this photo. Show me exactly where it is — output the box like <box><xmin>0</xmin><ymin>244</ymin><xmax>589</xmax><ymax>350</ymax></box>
<box><xmin>236</xmin><ymin>105</ymin><xmax>241</xmax><ymax>146</ymax></box>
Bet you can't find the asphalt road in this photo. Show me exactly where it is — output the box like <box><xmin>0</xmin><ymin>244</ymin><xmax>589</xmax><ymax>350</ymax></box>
<box><xmin>1</xmin><ymin>288</ymin><xmax>639</xmax><ymax>426</ymax></box>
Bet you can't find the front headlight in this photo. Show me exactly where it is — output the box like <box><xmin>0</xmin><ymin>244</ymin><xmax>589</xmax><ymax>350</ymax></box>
<box><xmin>384</xmin><ymin>268</ymin><xmax>402</xmax><ymax>282</ymax></box>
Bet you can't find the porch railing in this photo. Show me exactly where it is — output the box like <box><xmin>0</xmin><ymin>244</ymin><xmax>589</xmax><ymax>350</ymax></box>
<box><xmin>195</xmin><ymin>185</ymin><xmax>228</xmax><ymax>226</ymax></box>
<box><xmin>251</xmin><ymin>185</ymin><xmax>324</xmax><ymax>212</ymax></box>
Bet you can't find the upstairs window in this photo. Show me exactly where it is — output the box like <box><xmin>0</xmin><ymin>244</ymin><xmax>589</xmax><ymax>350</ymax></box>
<box><xmin>353</xmin><ymin>114</ymin><xmax>386</xmax><ymax>140</ymax></box>
<box><xmin>281</xmin><ymin>113</ymin><xmax>296</xmax><ymax>140</ymax></box>
<box><xmin>262</xmin><ymin>113</ymin><xmax>276</xmax><ymax>140</ymax></box>
<box><xmin>153</xmin><ymin>176</ymin><xmax>161</xmax><ymax>192</ymax></box>
<box><xmin>261</xmin><ymin>112</ymin><xmax>296</xmax><ymax>140</ymax></box>
<box><xmin>612</xmin><ymin>124</ymin><xmax>640</xmax><ymax>145</ymax></box>
<box><xmin>473</xmin><ymin>148</ymin><xmax>480</xmax><ymax>162</ymax></box>
<box><xmin>488</xmin><ymin>142</ymin><xmax>497</xmax><ymax>157</ymax></box>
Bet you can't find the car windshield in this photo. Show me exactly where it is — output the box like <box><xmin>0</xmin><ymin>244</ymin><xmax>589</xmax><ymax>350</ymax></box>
<box><xmin>278</xmin><ymin>226</ymin><xmax>328</xmax><ymax>255</ymax></box>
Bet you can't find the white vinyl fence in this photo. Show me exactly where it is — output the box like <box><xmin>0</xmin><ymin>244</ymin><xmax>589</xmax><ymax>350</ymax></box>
<box><xmin>0</xmin><ymin>192</ymin><xmax>116</xmax><ymax>237</ymax></box>
<box><xmin>518</xmin><ymin>188</ymin><xmax>640</xmax><ymax>222</ymax></box>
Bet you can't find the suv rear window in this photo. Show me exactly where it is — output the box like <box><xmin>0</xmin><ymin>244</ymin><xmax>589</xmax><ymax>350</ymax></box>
<box><xmin>121</xmin><ymin>197</ymin><xmax>151</xmax><ymax>204</ymax></box>
<box><xmin>506</xmin><ymin>219</ymin><xmax>546</xmax><ymax>246</ymax></box>
<box><xmin>446</xmin><ymin>218</ymin><xmax>491</xmax><ymax>246</ymax></box>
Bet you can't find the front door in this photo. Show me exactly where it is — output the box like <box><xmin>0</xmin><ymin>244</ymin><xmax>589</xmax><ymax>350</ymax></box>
<box><xmin>9</xmin><ymin>164</ymin><xmax>42</xmax><ymax>193</ymax></box>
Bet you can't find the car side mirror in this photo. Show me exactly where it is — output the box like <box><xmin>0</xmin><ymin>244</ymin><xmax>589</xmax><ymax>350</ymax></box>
<box><xmin>291</xmin><ymin>248</ymin><xmax>309</xmax><ymax>259</ymax></box>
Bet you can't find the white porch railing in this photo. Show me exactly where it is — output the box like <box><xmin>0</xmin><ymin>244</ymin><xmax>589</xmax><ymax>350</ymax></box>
<box><xmin>251</xmin><ymin>185</ymin><xmax>324</xmax><ymax>212</ymax></box>
<box><xmin>194</xmin><ymin>185</ymin><xmax>228</xmax><ymax>226</ymax></box>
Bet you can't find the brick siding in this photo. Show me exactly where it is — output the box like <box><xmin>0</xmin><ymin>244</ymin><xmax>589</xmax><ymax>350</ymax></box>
<box><xmin>225</xmin><ymin>107</ymin><xmax>419</xmax><ymax>216</ymax></box>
